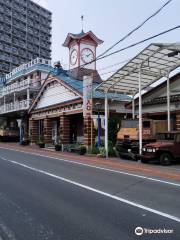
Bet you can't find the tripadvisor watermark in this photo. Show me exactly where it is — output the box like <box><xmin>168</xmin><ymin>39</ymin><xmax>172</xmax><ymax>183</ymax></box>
<box><xmin>135</xmin><ymin>226</ymin><xmax>174</xmax><ymax>236</ymax></box>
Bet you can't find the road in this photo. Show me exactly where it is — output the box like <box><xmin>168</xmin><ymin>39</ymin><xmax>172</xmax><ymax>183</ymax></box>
<box><xmin>0</xmin><ymin>147</ymin><xmax>179</xmax><ymax>240</ymax></box>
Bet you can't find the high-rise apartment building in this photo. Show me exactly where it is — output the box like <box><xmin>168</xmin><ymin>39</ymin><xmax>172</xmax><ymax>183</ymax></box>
<box><xmin>0</xmin><ymin>0</ymin><xmax>52</xmax><ymax>75</ymax></box>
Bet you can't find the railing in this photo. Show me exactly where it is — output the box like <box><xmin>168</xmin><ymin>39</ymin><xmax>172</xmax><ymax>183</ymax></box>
<box><xmin>0</xmin><ymin>58</ymin><xmax>51</xmax><ymax>83</ymax></box>
<box><xmin>0</xmin><ymin>79</ymin><xmax>41</xmax><ymax>98</ymax></box>
<box><xmin>0</xmin><ymin>99</ymin><xmax>31</xmax><ymax>114</ymax></box>
<box><xmin>0</xmin><ymin>57</ymin><xmax>51</xmax><ymax>85</ymax></box>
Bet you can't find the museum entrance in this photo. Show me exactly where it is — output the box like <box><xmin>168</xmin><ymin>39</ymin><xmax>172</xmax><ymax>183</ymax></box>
<box><xmin>69</xmin><ymin>113</ymin><xmax>83</xmax><ymax>144</ymax></box>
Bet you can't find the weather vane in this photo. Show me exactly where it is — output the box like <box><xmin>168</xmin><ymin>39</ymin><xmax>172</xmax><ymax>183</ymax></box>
<box><xmin>81</xmin><ymin>15</ymin><xmax>84</xmax><ymax>32</ymax></box>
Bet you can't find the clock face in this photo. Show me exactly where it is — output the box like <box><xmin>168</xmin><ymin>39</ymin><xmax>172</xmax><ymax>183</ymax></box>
<box><xmin>70</xmin><ymin>49</ymin><xmax>78</xmax><ymax>65</ymax></box>
<box><xmin>81</xmin><ymin>48</ymin><xmax>94</xmax><ymax>64</ymax></box>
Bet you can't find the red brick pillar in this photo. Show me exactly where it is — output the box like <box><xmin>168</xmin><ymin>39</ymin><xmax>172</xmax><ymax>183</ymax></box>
<box><xmin>84</xmin><ymin>117</ymin><xmax>92</xmax><ymax>146</ymax></box>
<box><xmin>29</xmin><ymin>119</ymin><xmax>38</xmax><ymax>144</ymax></box>
<box><xmin>60</xmin><ymin>115</ymin><xmax>70</xmax><ymax>144</ymax></box>
<box><xmin>176</xmin><ymin>114</ymin><xmax>180</xmax><ymax>130</ymax></box>
<box><xmin>44</xmin><ymin>118</ymin><xmax>52</xmax><ymax>145</ymax></box>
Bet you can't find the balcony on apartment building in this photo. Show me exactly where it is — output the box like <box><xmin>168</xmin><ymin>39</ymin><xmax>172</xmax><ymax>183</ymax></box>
<box><xmin>0</xmin><ymin>99</ymin><xmax>31</xmax><ymax>114</ymax></box>
<box><xmin>0</xmin><ymin>57</ymin><xmax>52</xmax><ymax>95</ymax></box>
<box><xmin>0</xmin><ymin>78</ymin><xmax>41</xmax><ymax>98</ymax></box>
<box><xmin>0</xmin><ymin>58</ymin><xmax>52</xmax><ymax>115</ymax></box>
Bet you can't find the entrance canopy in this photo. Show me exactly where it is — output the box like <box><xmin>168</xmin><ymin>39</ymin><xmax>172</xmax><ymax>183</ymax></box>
<box><xmin>96</xmin><ymin>43</ymin><xmax>180</xmax><ymax>159</ymax></box>
<box><xmin>96</xmin><ymin>43</ymin><xmax>180</xmax><ymax>95</ymax></box>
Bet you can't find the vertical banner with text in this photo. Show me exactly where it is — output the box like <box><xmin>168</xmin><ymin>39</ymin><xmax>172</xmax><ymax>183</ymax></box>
<box><xmin>83</xmin><ymin>75</ymin><xmax>93</xmax><ymax>118</ymax></box>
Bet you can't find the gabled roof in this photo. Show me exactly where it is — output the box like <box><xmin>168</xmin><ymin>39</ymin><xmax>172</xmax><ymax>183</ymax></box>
<box><xmin>28</xmin><ymin>72</ymin><xmax>83</xmax><ymax>113</ymax></box>
<box><xmin>62</xmin><ymin>30</ymin><xmax>103</xmax><ymax>47</ymax></box>
<box><xmin>55</xmin><ymin>70</ymin><xmax>131</xmax><ymax>101</ymax></box>
<box><xmin>29</xmin><ymin>68</ymin><xmax>131</xmax><ymax>113</ymax></box>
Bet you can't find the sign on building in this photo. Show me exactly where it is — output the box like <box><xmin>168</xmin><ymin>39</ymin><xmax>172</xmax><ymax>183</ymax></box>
<box><xmin>83</xmin><ymin>75</ymin><xmax>93</xmax><ymax>117</ymax></box>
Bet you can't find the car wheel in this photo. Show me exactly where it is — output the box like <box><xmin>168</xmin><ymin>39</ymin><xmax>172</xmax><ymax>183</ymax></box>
<box><xmin>160</xmin><ymin>153</ymin><xmax>172</xmax><ymax>166</ymax></box>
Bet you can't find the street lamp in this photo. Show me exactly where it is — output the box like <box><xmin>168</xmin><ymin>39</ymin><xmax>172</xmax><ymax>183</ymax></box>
<box><xmin>95</xmin><ymin>102</ymin><xmax>102</xmax><ymax>149</ymax></box>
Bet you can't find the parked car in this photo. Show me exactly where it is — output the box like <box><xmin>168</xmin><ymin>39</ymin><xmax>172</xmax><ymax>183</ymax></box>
<box><xmin>140</xmin><ymin>131</ymin><xmax>180</xmax><ymax>165</ymax></box>
<box><xmin>116</xmin><ymin>119</ymin><xmax>167</xmax><ymax>159</ymax></box>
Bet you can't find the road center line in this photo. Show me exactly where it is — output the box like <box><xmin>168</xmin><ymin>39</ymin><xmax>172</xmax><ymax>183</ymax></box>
<box><xmin>0</xmin><ymin>146</ymin><xmax>180</xmax><ymax>187</ymax></box>
<box><xmin>0</xmin><ymin>156</ymin><xmax>180</xmax><ymax>223</ymax></box>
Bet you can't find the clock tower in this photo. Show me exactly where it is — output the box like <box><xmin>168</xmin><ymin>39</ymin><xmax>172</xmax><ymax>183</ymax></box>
<box><xmin>62</xmin><ymin>30</ymin><xmax>103</xmax><ymax>83</ymax></box>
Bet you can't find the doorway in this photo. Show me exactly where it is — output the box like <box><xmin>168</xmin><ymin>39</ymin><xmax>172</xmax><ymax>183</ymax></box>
<box><xmin>52</xmin><ymin>119</ymin><xmax>59</xmax><ymax>144</ymax></box>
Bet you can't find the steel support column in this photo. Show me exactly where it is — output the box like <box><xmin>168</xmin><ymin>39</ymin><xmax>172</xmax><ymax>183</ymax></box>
<box><xmin>139</xmin><ymin>65</ymin><xmax>143</xmax><ymax>155</ymax></box>
<box><xmin>132</xmin><ymin>95</ymin><xmax>135</xmax><ymax>119</ymax></box>
<box><xmin>105</xmin><ymin>93</ymin><xmax>108</xmax><ymax>159</ymax></box>
<box><xmin>167</xmin><ymin>72</ymin><xmax>171</xmax><ymax>131</ymax></box>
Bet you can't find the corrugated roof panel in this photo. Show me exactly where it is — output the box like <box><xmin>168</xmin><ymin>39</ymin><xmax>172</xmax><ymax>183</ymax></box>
<box><xmin>96</xmin><ymin>43</ymin><xmax>180</xmax><ymax>95</ymax></box>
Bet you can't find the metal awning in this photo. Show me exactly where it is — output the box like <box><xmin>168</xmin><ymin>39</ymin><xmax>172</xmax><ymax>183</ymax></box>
<box><xmin>96</xmin><ymin>43</ymin><xmax>180</xmax><ymax>95</ymax></box>
<box><xmin>96</xmin><ymin>43</ymin><xmax>180</xmax><ymax>159</ymax></box>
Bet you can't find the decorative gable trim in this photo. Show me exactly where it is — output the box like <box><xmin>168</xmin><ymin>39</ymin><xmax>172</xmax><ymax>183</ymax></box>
<box><xmin>28</xmin><ymin>76</ymin><xmax>83</xmax><ymax>113</ymax></box>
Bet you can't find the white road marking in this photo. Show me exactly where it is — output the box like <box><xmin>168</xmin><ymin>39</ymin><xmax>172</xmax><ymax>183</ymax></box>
<box><xmin>0</xmin><ymin>156</ymin><xmax>180</xmax><ymax>223</ymax></box>
<box><xmin>0</xmin><ymin>146</ymin><xmax>180</xmax><ymax>187</ymax></box>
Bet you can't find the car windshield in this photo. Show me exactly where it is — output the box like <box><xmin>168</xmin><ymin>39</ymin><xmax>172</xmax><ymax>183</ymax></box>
<box><xmin>157</xmin><ymin>133</ymin><xmax>175</xmax><ymax>141</ymax></box>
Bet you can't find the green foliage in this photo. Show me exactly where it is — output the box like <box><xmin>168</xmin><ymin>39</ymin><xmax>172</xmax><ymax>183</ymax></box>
<box><xmin>79</xmin><ymin>146</ymin><xmax>87</xmax><ymax>155</ymax></box>
<box><xmin>108</xmin><ymin>117</ymin><xmax>120</xmax><ymax>144</ymax></box>
<box><xmin>99</xmin><ymin>147</ymin><xmax>106</xmax><ymax>157</ymax></box>
<box><xmin>37</xmin><ymin>135</ymin><xmax>44</xmax><ymax>144</ymax></box>
<box><xmin>90</xmin><ymin>145</ymin><xmax>100</xmax><ymax>154</ymax></box>
<box><xmin>94</xmin><ymin>139</ymin><xmax>115</xmax><ymax>156</ymax></box>
<box><xmin>95</xmin><ymin>138</ymin><xmax>105</xmax><ymax>148</ymax></box>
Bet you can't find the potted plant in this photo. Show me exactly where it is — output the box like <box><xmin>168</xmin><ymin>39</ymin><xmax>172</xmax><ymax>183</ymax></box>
<box><xmin>97</xmin><ymin>147</ymin><xmax>106</xmax><ymax>158</ymax></box>
<box><xmin>78</xmin><ymin>145</ymin><xmax>87</xmax><ymax>155</ymax></box>
<box><xmin>38</xmin><ymin>135</ymin><xmax>45</xmax><ymax>148</ymax></box>
<box><xmin>54</xmin><ymin>136</ymin><xmax>62</xmax><ymax>151</ymax></box>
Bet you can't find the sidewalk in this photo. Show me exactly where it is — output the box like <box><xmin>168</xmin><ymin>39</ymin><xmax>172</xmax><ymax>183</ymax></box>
<box><xmin>0</xmin><ymin>142</ymin><xmax>180</xmax><ymax>182</ymax></box>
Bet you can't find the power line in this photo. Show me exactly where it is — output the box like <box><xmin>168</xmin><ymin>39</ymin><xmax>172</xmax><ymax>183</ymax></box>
<box><xmin>58</xmin><ymin>0</ymin><xmax>173</xmax><ymax>71</ymax></box>
<box><xmin>97</xmin><ymin>0</ymin><xmax>173</xmax><ymax>59</ymax></box>
<box><xmin>79</xmin><ymin>24</ymin><xmax>180</xmax><ymax>69</ymax></box>
<box><xmin>97</xmin><ymin>59</ymin><xmax>130</xmax><ymax>72</ymax></box>
<box><xmin>35</xmin><ymin>25</ymin><xmax>180</xmax><ymax>97</ymax></box>
<box><xmin>97</xmin><ymin>24</ymin><xmax>180</xmax><ymax>61</ymax></box>
<box><xmin>1</xmin><ymin>24</ymin><xmax>180</xmax><ymax>103</ymax></box>
<box><xmin>73</xmin><ymin>24</ymin><xmax>180</xmax><ymax>79</ymax></box>
<box><xmin>1</xmin><ymin>24</ymin><xmax>180</xmax><ymax>99</ymax></box>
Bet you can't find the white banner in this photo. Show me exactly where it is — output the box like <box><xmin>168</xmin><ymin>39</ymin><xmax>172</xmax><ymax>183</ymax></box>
<box><xmin>92</xmin><ymin>115</ymin><xmax>105</xmax><ymax>129</ymax></box>
<box><xmin>83</xmin><ymin>76</ymin><xmax>93</xmax><ymax>117</ymax></box>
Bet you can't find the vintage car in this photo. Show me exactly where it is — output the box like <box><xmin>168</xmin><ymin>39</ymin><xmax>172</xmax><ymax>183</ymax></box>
<box><xmin>140</xmin><ymin>131</ymin><xmax>180</xmax><ymax>165</ymax></box>
<box><xmin>116</xmin><ymin>119</ymin><xmax>167</xmax><ymax>159</ymax></box>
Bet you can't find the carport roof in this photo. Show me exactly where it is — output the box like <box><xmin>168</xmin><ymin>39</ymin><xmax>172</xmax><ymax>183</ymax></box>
<box><xmin>96</xmin><ymin>43</ymin><xmax>180</xmax><ymax>95</ymax></box>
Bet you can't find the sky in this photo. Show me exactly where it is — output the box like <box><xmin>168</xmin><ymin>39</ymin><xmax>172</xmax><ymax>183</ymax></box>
<box><xmin>34</xmin><ymin>0</ymin><xmax>180</xmax><ymax>80</ymax></box>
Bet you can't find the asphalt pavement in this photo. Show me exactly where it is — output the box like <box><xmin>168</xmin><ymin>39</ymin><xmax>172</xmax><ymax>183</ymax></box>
<box><xmin>0</xmin><ymin>147</ymin><xmax>179</xmax><ymax>240</ymax></box>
